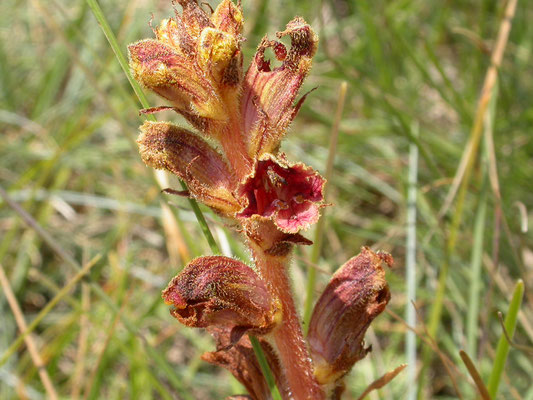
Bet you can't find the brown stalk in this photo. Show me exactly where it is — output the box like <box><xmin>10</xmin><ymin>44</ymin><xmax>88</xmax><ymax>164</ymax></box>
<box><xmin>356</xmin><ymin>364</ymin><xmax>407</xmax><ymax>400</ymax></box>
<box><xmin>385</xmin><ymin>308</ymin><xmax>473</xmax><ymax>392</ymax></box>
<box><xmin>71</xmin><ymin>283</ymin><xmax>90</xmax><ymax>400</ymax></box>
<box><xmin>0</xmin><ymin>264</ymin><xmax>59</xmax><ymax>400</ymax></box>
<box><xmin>497</xmin><ymin>312</ymin><xmax>533</xmax><ymax>355</ymax></box>
<box><xmin>458</xmin><ymin>350</ymin><xmax>491</xmax><ymax>400</ymax></box>
<box><xmin>252</xmin><ymin>248</ymin><xmax>325</xmax><ymax>399</ymax></box>
<box><xmin>412</xmin><ymin>303</ymin><xmax>464</xmax><ymax>399</ymax></box>
<box><xmin>437</xmin><ymin>0</ymin><xmax>518</xmax><ymax>221</ymax></box>
<box><xmin>220</xmin><ymin>114</ymin><xmax>254</xmax><ymax>181</ymax></box>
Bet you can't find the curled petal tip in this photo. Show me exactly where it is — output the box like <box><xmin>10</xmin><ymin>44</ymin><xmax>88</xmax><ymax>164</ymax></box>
<box><xmin>241</xmin><ymin>17</ymin><xmax>318</xmax><ymax>157</ymax></box>
<box><xmin>212</xmin><ymin>0</ymin><xmax>244</xmax><ymax>37</ymax></box>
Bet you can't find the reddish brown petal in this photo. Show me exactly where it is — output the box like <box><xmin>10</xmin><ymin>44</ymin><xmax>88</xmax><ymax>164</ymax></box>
<box><xmin>240</xmin><ymin>218</ymin><xmax>313</xmax><ymax>257</ymax></box>
<box><xmin>241</xmin><ymin>17</ymin><xmax>318</xmax><ymax>158</ymax></box>
<box><xmin>137</xmin><ymin>121</ymin><xmax>240</xmax><ymax>214</ymax></box>
<box><xmin>307</xmin><ymin>247</ymin><xmax>392</xmax><ymax>385</ymax></box>
<box><xmin>162</xmin><ymin>256</ymin><xmax>281</xmax><ymax>341</ymax></box>
<box><xmin>237</xmin><ymin>155</ymin><xmax>325</xmax><ymax>233</ymax></box>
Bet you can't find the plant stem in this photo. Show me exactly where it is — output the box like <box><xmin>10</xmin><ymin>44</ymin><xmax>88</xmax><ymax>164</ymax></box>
<box><xmin>253</xmin><ymin>248</ymin><xmax>325</xmax><ymax>399</ymax></box>
<box><xmin>219</xmin><ymin>114</ymin><xmax>254</xmax><ymax>181</ymax></box>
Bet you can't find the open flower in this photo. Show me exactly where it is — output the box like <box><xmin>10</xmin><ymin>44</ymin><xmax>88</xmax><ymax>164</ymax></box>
<box><xmin>241</xmin><ymin>17</ymin><xmax>318</xmax><ymax>159</ymax></box>
<box><xmin>237</xmin><ymin>155</ymin><xmax>325</xmax><ymax>233</ymax></box>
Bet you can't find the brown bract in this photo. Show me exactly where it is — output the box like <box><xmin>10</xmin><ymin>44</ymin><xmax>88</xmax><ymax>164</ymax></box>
<box><xmin>307</xmin><ymin>247</ymin><xmax>392</xmax><ymax>387</ymax></box>
<box><xmin>137</xmin><ymin>121</ymin><xmax>241</xmax><ymax>214</ymax></box>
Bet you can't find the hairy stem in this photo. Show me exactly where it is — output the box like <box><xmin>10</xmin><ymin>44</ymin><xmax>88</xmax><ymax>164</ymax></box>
<box><xmin>253</xmin><ymin>247</ymin><xmax>325</xmax><ymax>400</ymax></box>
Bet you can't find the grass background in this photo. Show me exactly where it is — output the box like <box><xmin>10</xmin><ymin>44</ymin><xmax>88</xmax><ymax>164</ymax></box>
<box><xmin>1</xmin><ymin>0</ymin><xmax>532</xmax><ymax>398</ymax></box>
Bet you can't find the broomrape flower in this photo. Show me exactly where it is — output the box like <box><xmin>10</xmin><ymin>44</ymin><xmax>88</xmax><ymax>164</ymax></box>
<box><xmin>129</xmin><ymin>1</ymin><xmax>393</xmax><ymax>399</ymax></box>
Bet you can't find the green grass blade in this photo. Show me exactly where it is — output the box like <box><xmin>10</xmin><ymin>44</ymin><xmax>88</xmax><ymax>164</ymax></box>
<box><xmin>487</xmin><ymin>279</ymin><xmax>524</xmax><ymax>398</ymax></box>
<box><xmin>466</xmin><ymin>173</ymin><xmax>488</xmax><ymax>356</ymax></box>
<box><xmin>85</xmin><ymin>0</ymin><xmax>150</xmax><ymax>112</ymax></box>
<box><xmin>303</xmin><ymin>81</ymin><xmax>346</xmax><ymax>330</ymax></box>
<box><xmin>406</xmin><ymin>123</ymin><xmax>419</xmax><ymax>400</ymax></box>
<box><xmin>0</xmin><ymin>255</ymin><xmax>101</xmax><ymax>367</ymax></box>
<box><xmin>249</xmin><ymin>335</ymin><xmax>283</xmax><ymax>400</ymax></box>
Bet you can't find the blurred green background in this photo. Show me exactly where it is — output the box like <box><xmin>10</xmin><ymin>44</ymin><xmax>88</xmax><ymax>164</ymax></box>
<box><xmin>1</xmin><ymin>0</ymin><xmax>532</xmax><ymax>398</ymax></box>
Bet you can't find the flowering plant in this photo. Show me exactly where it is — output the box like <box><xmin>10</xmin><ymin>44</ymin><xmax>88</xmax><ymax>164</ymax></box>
<box><xmin>129</xmin><ymin>1</ymin><xmax>392</xmax><ymax>398</ymax></box>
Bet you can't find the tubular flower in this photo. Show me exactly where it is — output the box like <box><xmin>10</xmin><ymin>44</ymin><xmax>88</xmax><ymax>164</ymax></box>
<box><xmin>307</xmin><ymin>247</ymin><xmax>392</xmax><ymax>389</ymax></box>
<box><xmin>237</xmin><ymin>155</ymin><xmax>325</xmax><ymax>234</ymax></box>
<box><xmin>162</xmin><ymin>256</ymin><xmax>281</xmax><ymax>344</ymax></box>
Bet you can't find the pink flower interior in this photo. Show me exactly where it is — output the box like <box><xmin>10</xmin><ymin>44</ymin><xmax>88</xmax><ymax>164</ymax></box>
<box><xmin>237</xmin><ymin>158</ymin><xmax>324</xmax><ymax>233</ymax></box>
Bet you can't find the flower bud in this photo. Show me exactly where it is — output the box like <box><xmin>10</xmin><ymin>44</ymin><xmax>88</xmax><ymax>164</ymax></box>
<box><xmin>129</xmin><ymin>0</ymin><xmax>246</xmax><ymax>128</ymax></box>
<box><xmin>162</xmin><ymin>256</ymin><xmax>281</xmax><ymax>344</ymax></box>
<box><xmin>211</xmin><ymin>0</ymin><xmax>244</xmax><ymax>37</ymax></box>
<box><xmin>197</xmin><ymin>27</ymin><xmax>241</xmax><ymax>88</ymax></box>
<box><xmin>128</xmin><ymin>39</ymin><xmax>226</xmax><ymax>120</ymax></box>
<box><xmin>307</xmin><ymin>247</ymin><xmax>392</xmax><ymax>385</ymax></box>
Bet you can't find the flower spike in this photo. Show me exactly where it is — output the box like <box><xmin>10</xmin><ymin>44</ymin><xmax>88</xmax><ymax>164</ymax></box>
<box><xmin>129</xmin><ymin>2</ymin><xmax>392</xmax><ymax>399</ymax></box>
